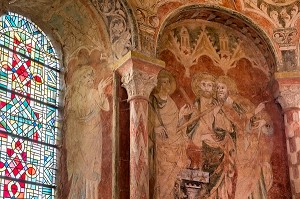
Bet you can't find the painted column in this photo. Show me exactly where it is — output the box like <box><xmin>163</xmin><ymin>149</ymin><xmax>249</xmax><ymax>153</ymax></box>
<box><xmin>116</xmin><ymin>51</ymin><xmax>164</xmax><ymax>199</ymax></box>
<box><xmin>276</xmin><ymin>72</ymin><xmax>300</xmax><ymax>199</ymax></box>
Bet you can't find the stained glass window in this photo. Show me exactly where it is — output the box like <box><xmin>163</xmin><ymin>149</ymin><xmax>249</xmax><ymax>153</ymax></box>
<box><xmin>0</xmin><ymin>12</ymin><xmax>61</xmax><ymax>198</ymax></box>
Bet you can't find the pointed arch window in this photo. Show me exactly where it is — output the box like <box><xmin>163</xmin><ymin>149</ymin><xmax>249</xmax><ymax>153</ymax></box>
<box><xmin>0</xmin><ymin>12</ymin><xmax>61</xmax><ymax>198</ymax></box>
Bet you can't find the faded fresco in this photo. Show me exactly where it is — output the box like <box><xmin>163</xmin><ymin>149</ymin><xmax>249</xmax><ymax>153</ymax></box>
<box><xmin>243</xmin><ymin>0</ymin><xmax>300</xmax><ymax>70</ymax></box>
<box><xmin>64</xmin><ymin>48</ymin><xmax>113</xmax><ymax>199</ymax></box>
<box><xmin>66</xmin><ymin>65</ymin><xmax>111</xmax><ymax>199</ymax></box>
<box><xmin>149</xmin><ymin>71</ymin><xmax>274</xmax><ymax>199</ymax></box>
<box><xmin>91</xmin><ymin>0</ymin><xmax>134</xmax><ymax>59</ymax></box>
<box><xmin>162</xmin><ymin>23</ymin><xmax>269</xmax><ymax>77</ymax></box>
<box><xmin>243</xmin><ymin>0</ymin><xmax>300</xmax><ymax>28</ymax></box>
<box><xmin>150</xmin><ymin>20</ymin><xmax>290</xmax><ymax>198</ymax></box>
<box><xmin>5</xmin><ymin>0</ymin><xmax>298</xmax><ymax>198</ymax></box>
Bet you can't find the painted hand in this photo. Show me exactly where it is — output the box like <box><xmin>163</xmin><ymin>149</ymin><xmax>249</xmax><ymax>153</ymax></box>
<box><xmin>98</xmin><ymin>76</ymin><xmax>112</xmax><ymax>93</ymax></box>
<box><xmin>255</xmin><ymin>101</ymin><xmax>266</xmax><ymax>115</ymax></box>
<box><xmin>179</xmin><ymin>104</ymin><xmax>192</xmax><ymax>118</ymax></box>
<box><xmin>155</xmin><ymin>126</ymin><xmax>168</xmax><ymax>140</ymax></box>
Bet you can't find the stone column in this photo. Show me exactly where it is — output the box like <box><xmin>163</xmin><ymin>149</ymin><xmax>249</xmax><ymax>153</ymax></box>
<box><xmin>116</xmin><ymin>51</ymin><xmax>164</xmax><ymax>199</ymax></box>
<box><xmin>275</xmin><ymin>72</ymin><xmax>300</xmax><ymax>199</ymax></box>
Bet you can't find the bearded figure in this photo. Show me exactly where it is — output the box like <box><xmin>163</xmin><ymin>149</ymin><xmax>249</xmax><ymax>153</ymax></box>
<box><xmin>66</xmin><ymin>65</ymin><xmax>111</xmax><ymax>199</ymax></box>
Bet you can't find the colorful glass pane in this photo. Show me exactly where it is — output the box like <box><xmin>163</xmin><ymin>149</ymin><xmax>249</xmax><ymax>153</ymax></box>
<box><xmin>0</xmin><ymin>12</ymin><xmax>60</xmax><ymax>198</ymax></box>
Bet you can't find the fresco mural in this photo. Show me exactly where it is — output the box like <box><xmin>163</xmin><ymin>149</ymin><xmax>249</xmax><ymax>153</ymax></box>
<box><xmin>64</xmin><ymin>48</ymin><xmax>113</xmax><ymax>199</ymax></box>
<box><xmin>149</xmin><ymin>70</ymin><xmax>274</xmax><ymax>199</ymax></box>
<box><xmin>4</xmin><ymin>0</ymin><xmax>298</xmax><ymax>198</ymax></box>
<box><xmin>91</xmin><ymin>0</ymin><xmax>134</xmax><ymax>59</ymax></box>
<box><xmin>243</xmin><ymin>0</ymin><xmax>300</xmax><ymax>70</ymax></box>
<box><xmin>163</xmin><ymin>23</ymin><xmax>269</xmax><ymax>77</ymax></box>
<box><xmin>148</xmin><ymin>70</ymin><xmax>188</xmax><ymax>198</ymax></box>
<box><xmin>243</xmin><ymin>0</ymin><xmax>300</xmax><ymax>28</ymax></box>
<box><xmin>150</xmin><ymin>19</ymin><xmax>290</xmax><ymax>198</ymax></box>
<box><xmin>66</xmin><ymin>65</ymin><xmax>111</xmax><ymax>199</ymax></box>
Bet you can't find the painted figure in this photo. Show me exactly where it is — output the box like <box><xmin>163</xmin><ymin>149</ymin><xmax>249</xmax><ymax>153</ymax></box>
<box><xmin>180</xmin><ymin>74</ymin><xmax>239</xmax><ymax>198</ymax></box>
<box><xmin>204</xmin><ymin>75</ymin><xmax>246</xmax><ymax>199</ymax></box>
<box><xmin>149</xmin><ymin>70</ymin><xmax>187</xmax><ymax>199</ymax></box>
<box><xmin>235</xmin><ymin>104</ymin><xmax>274</xmax><ymax>199</ymax></box>
<box><xmin>66</xmin><ymin>65</ymin><xmax>111</xmax><ymax>199</ymax></box>
<box><xmin>213</xmin><ymin>76</ymin><xmax>273</xmax><ymax>199</ymax></box>
<box><xmin>181</xmin><ymin>73</ymin><xmax>217</xmax><ymax>170</ymax></box>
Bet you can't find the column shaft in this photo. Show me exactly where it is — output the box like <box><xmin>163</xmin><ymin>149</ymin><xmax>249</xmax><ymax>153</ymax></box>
<box><xmin>275</xmin><ymin>72</ymin><xmax>300</xmax><ymax>199</ymax></box>
<box><xmin>115</xmin><ymin>51</ymin><xmax>164</xmax><ymax>199</ymax></box>
<box><xmin>284</xmin><ymin>109</ymin><xmax>300</xmax><ymax>199</ymax></box>
<box><xmin>129</xmin><ymin>99</ymin><xmax>149</xmax><ymax>198</ymax></box>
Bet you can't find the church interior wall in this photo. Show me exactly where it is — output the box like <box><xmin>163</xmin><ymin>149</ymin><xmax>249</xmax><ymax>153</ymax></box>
<box><xmin>2</xmin><ymin>0</ymin><xmax>300</xmax><ymax>198</ymax></box>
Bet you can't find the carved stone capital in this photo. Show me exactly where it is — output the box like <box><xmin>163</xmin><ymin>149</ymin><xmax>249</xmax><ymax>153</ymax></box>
<box><xmin>121</xmin><ymin>69</ymin><xmax>157</xmax><ymax>100</ymax></box>
<box><xmin>275</xmin><ymin>72</ymin><xmax>300</xmax><ymax>110</ymax></box>
<box><xmin>116</xmin><ymin>51</ymin><xmax>165</xmax><ymax>101</ymax></box>
<box><xmin>277</xmin><ymin>84</ymin><xmax>300</xmax><ymax>109</ymax></box>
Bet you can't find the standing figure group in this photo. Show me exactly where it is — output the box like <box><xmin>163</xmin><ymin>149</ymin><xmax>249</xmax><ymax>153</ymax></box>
<box><xmin>149</xmin><ymin>70</ymin><xmax>274</xmax><ymax>199</ymax></box>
